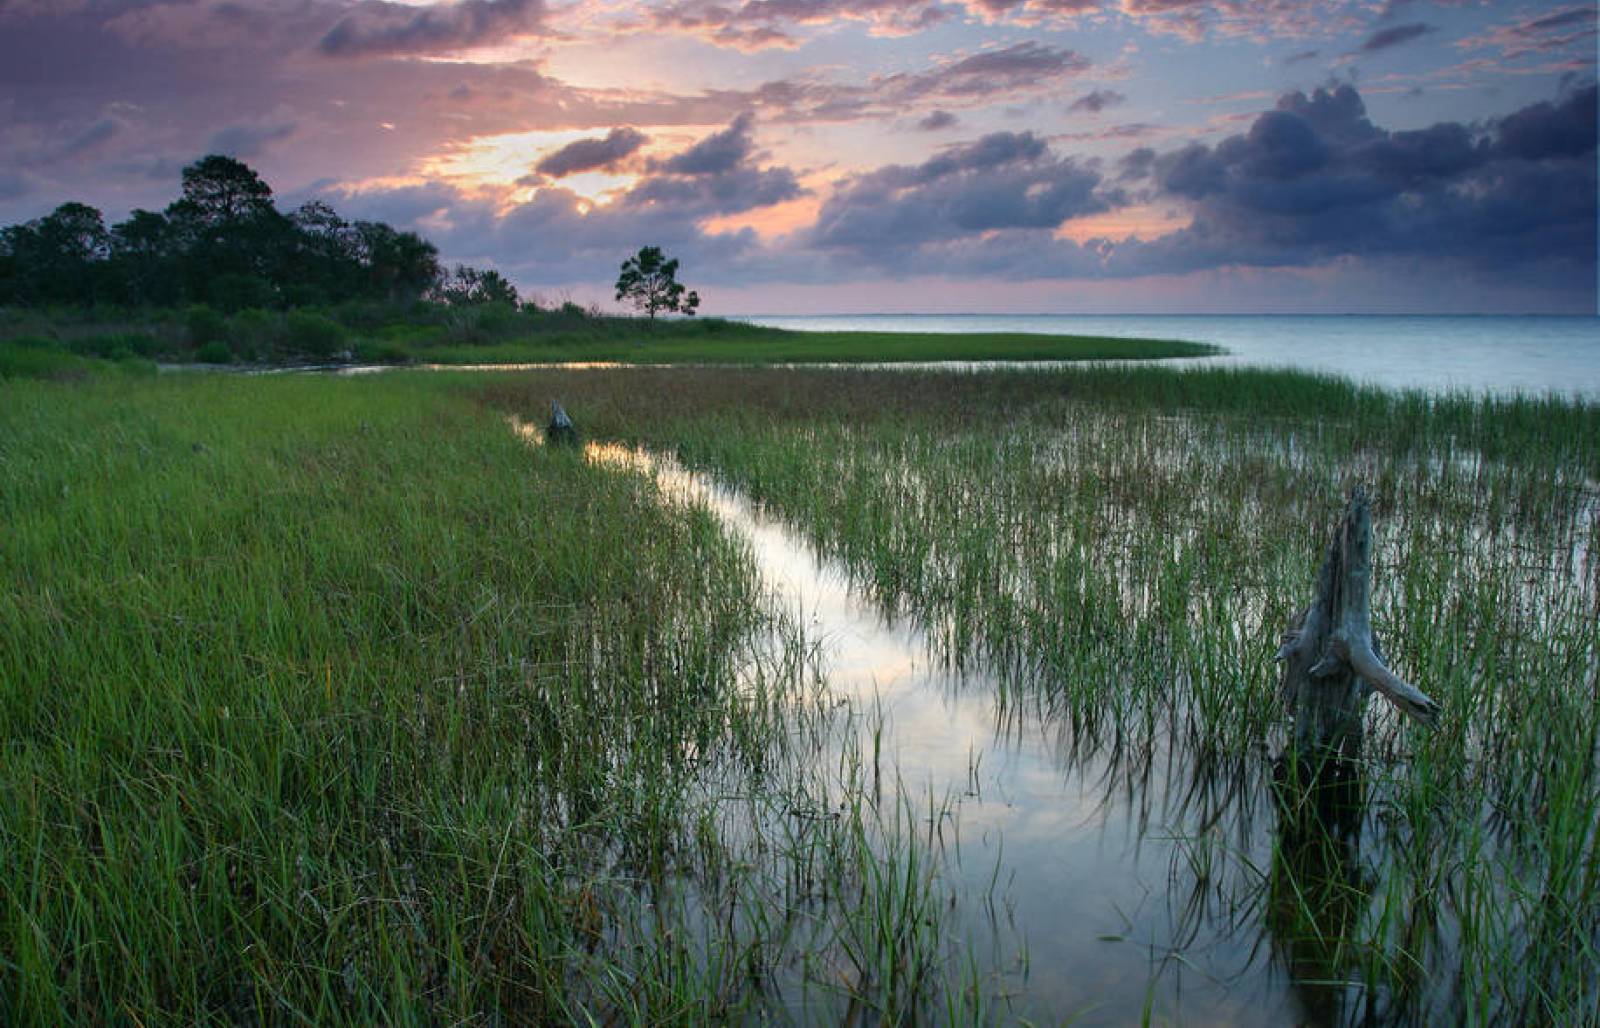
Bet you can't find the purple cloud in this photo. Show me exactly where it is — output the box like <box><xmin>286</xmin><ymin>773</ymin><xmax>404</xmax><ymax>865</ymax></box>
<box><xmin>808</xmin><ymin>131</ymin><xmax>1113</xmax><ymax>258</ymax></box>
<box><xmin>319</xmin><ymin>0</ymin><xmax>546</xmax><ymax>57</ymax></box>
<box><xmin>1070</xmin><ymin>90</ymin><xmax>1126</xmax><ymax>113</ymax></box>
<box><xmin>534</xmin><ymin>127</ymin><xmax>648</xmax><ymax>178</ymax></box>
<box><xmin>1456</xmin><ymin>5</ymin><xmax>1597</xmax><ymax>61</ymax></box>
<box><xmin>658</xmin><ymin>114</ymin><xmax>756</xmax><ymax>176</ymax></box>
<box><xmin>1358</xmin><ymin>22</ymin><xmax>1433</xmax><ymax>54</ymax></box>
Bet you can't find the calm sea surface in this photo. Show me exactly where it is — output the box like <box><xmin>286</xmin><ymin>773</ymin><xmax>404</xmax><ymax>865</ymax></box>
<box><xmin>743</xmin><ymin>314</ymin><xmax>1600</xmax><ymax>398</ymax></box>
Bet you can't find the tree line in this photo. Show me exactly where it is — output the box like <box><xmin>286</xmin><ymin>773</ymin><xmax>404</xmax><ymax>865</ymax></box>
<box><xmin>0</xmin><ymin>155</ymin><xmax>519</xmax><ymax>311</ymax></box>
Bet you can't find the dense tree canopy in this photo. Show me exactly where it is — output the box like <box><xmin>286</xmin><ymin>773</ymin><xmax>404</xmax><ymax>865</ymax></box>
<box><xmin>0</xmin><ymin>155</ymin><xmax>458</xmax><ymax>310</ymax></box>
<box><xmin>614</xmin><ymin>246</ymin><xmax>699</xmax><ymax>320</ymax></box>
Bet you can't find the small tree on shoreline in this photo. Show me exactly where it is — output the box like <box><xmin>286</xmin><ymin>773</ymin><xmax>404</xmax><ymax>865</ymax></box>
<box><xmin>614</xmin><ymin>245</ymin><xmax>700</xmax><ymax>320</ymax></box>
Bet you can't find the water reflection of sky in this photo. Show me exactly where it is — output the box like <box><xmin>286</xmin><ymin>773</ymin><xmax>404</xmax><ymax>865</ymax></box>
<box><xmin>578</xmin><ymin>437</ymin><xmax>1304</xmax><ymax>1025</ymax></box>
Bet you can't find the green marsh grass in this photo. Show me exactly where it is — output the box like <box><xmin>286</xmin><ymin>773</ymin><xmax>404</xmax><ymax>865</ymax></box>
<box><xmin>486</xmin><ymin>364</ymin><xmax>1599</xmax><ymax>1024</ymax></box>
<box><xmin>0</xmin><ymin>371</ymin><xmax>977</xmax><ymax>1023</ymax></box>
<box><xmin>422</xmin><ymin>327</ymin><xmax>1219</xmax><ymax>366</ymax></box>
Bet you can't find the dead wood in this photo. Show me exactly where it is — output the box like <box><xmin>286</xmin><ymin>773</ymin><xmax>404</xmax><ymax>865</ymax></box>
<box><xmin>1277</xmin><ymin>488</ymin><xmax>1440</xmax><ymax>756</ymax></box>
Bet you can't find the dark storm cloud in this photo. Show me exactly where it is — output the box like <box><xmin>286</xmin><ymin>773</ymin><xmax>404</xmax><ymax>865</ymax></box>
<box><xmin>628</xmin><ymin>114</ymin><xmax>801</xmax><ymax>215</ymax></box>
<box><xmin>1069</xmin><ymin>90</ymin><xmax>1125</xmax><ymax>113</ymax></box>
<box><xmin>534</xmin><ymin>127</ymin><xmax>648</xmax><ymax>178</ymax></box>
<box><xmin>658</xmin><ymin>113</ymin><xmax>756</xmax><ymax>175</ymax></box>
<box><xmin>1358</xmin><ymin>22</ymin><xmax>1433</xmax><ymax>53</ymax></box>
<box><xmin>807</xmin><ymin>130</ymin><xmax>1112</xmax><ymax>258</ymax></box>
<box><xmin>1117</xmin><ymin>146</ymin><xmax>1156</xmax><ymax>181</ymax></box>
<box><xmin>1125</xmin><ymin>84</ymin><xmax>1597</xmax><ymax>277</ymax></box>
<box><xmin>320</xmin><ymin>83</ymin><xmax>1595</xmax><ymax>298</ymax></box>
<box><xmin>319</xmin><ymin>0</ymin><xmax>546</xmax><ymax>57</ymax></box>
<box><xmin>622</xmin><ymin>165</ymin><xmax>802</xmax><ymax>215</ymax></box>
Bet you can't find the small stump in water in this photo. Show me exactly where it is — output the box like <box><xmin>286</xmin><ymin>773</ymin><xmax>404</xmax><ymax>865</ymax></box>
<box><xmin>546</xmin><ymin>401</ymin><xmax>578</xmax><ymax>448</ymax></box>
<box><xmin>1277</xmin><ymin>487</ymin><xmax>1441</xmax><ymax>760</ymax></box>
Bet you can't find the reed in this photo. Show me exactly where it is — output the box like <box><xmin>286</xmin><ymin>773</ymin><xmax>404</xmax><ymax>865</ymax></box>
<box><xmin>486</xmin><ymin>363</ymin><xmax>1599</xmax><ymax>1023</ymax></box>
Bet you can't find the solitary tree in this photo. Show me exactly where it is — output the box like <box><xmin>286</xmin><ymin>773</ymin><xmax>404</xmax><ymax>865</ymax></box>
<box><xmin>614</xmin><ymin>245</ymin><xmax>699</xmax><ymax>319</ymax></box>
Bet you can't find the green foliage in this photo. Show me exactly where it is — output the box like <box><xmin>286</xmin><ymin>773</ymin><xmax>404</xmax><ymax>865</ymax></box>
<box><xmin>1</xmin><ymin>155</ymin><xmax>442</xmax><ymax>310</ymax></box>
<box><xmin>483</xmin><ymin>364</ymin><xmax>1600</xmax><ymax>1022</ymax></box>
<box><xmin>442</xmin><ymin>301</ymin><xmax>521</xmax><ymax>345</ymax></box>
<box><xmin>65</xmin><ymin>332</ymin><xmax>161</xmax><ymax>359</ymax></box>
<box><xmin>284</xmin><ymin>310</ymin><xmax>346</xmax><ymax>359</ymax></box>
<box><xmin>435</xmin><ymin>264</ymin><xmax>519</xmax><ymax>307</ymax></box>
<box><xmin>195</xmin><ymin>340</ymin><xmax>233</xmax><ymax>364</ymax></box>
<box><xmin>423</xmin><ymin>324</ymin><xmax>1218</xmax><ymax>366</ymax></box>
<box><xmin>229</xmin><ymin>308</ymin><xmax>280</xmax><ymax>358</ymax></box>
<box><xmin>207</xmin><ymin>273</ymin><xmax>277</xmax><ymax>313</ymax></box>
<box><xmin>0</xmin><ymin>337</ymin><xmax>90</xmax><ymax>380</ymax></box>
<box><xmin>183</xmin><ymin>305</ymin><xmax>228</xmax><ymax>348</ymax></box>
<box><xmin>0</xmin><ymin>374</ymin><xmax>905</xmax><ymax>1023</ymax></box>
<box><xmin>615</xmin><ymin>245</ymin><xmax>701</xmax><ymax>319</ymax></box>
<box><xmin>353</xmin><ymin>338</ymin><xmax>412</xmax><ymax>364</ymax></box>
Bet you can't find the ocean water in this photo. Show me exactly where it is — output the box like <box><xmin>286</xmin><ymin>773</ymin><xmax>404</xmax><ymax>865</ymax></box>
<box><xmin>742</xmin><ymin>314</ymin><xmax>1600</xmax><ymax>398</ymax></box>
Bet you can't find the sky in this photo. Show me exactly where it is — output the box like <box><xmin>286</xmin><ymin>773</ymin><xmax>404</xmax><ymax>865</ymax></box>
<box><xmin>0</xmin><ymin>0</ymin><xmax>1594</xmax><ymax>314</ymax></box>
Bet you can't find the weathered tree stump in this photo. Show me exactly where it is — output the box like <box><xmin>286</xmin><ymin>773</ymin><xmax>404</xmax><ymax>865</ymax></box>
<box><xmin>1277</xmin><ymin>488</ymin><xmax>1440</xmax><ymax>758</ymax></box>
<box><xmin>546</xmin><ymin>400</ymin><xmax>578</xmax><ymax>447</ymax></box>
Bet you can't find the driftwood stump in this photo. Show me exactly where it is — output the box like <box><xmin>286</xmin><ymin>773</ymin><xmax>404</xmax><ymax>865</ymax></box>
<box><xmin>546</xmin><ymin>401</ymin><xmax>578</xmax><ymax>447</ymax></box>
<box><xmin>1277</xmin><ymin>488</ymin><xmax>1440</xmax><ymax>758</ymax></box>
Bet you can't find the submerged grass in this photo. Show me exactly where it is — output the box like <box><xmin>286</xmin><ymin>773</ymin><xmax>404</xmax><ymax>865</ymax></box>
<box><xmin>485</xmin><ymin>364</ymin><xmax>1600</xmax><ymax>1024</ymax></box>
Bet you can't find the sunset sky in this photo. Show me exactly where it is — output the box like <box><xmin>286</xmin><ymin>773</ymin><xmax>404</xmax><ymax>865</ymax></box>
<box><xmin>1</xmin><ymin>0</ymin><xmax>1594</xmax><ymax>313</ymax></box>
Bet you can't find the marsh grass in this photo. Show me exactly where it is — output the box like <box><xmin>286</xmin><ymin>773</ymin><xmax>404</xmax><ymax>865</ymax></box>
<box><xmin>6</xmin><ymin>361</ymin><xmax>1595</xmax><ymax>1023</ymax></box>
<box><xmin>0</xmin><ymin>372</ymin><xmax>980</xmax><ymax>1023</ymax></box>
<box><xmin>486</xmin><ymin>364</ymin><xmax>1600</xmax><ymax>1024</ymax></box>
<box><xmin>423</xmin><ymin>329</ymin><xmax>1218</xmax><ymax>366</ymax></box>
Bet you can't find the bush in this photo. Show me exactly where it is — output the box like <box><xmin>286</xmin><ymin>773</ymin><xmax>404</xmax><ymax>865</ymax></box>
<box><xmin>0</xmin><ymin>338</ymin><xmax>90</xmax><ymax>380</ymax></box>
<box><xmin>443</xmin><ymin>303</ymin><xmax>522</xmax><ymax>345</ymax></box>
<box><xmin>66</xmin><ymin>332</ymin><xmax>162</xmax><ymax>359</ymax></box>
<box><xmin>113</xmin><ymin>356</ymin><xmax>159</xmax><ymax>377</ymax></box>
<box><xmin>353</xmin><ymin>338</ymin><xmax>412</xmax><ymax>364</ymax></box>
<box><xmin>230</xmin><ymin>308</ymin><xmax>280</xmax><ymax>359</ymax></box>
<box><xmin>207</xmin><ymin>274</ymin><xmax>276</xmax><ymax>313</ymax></box>
<box><xmin>285</xmin><ymin>310</ymin><xmax>345</xmax><ymax>360</ymax></box>
<box><xmin>185</xmin><ymin>306</ymin><xmax>228</xmax><ymax>348</ymax></box>
<box><xmin>196</xmin><ymin>340</ymin><xmax>233</xmax><ymax>364</ymax></box>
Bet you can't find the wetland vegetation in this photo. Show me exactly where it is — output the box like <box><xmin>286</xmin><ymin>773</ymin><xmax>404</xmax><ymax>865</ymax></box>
<box><xmin>3</xmin><ymin>359</ymin><xmax>1596</xmax><ymax>1024</ymax></box>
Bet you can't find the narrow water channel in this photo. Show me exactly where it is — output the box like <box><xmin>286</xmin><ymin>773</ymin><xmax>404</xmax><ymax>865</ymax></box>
<box><xmin>518</xmin><ymin>419</ymin><xmax>1321</xmax><ymax>1024</ymax></box>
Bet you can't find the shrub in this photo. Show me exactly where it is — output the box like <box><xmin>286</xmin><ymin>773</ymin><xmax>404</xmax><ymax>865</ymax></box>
<box><xmin>354</xmin><ymin>338</ymin><xmax>412</xmax><ymax>364</ymax></box>
<box><xmin>185</xmin><ymin>306</ymin><xmax>228</xmax><ymax>348</ymax></box>
<box><xmin>442</xmin><ymin>302</ymin><xmax>522</xmax><ymax>345</ymax></box>
<box><xmin>285</xmin><ymin>310</ymin><xmax>345</xmax><ymax>360</ymax></box>
<box><xmin>113</xmin><ymin>356</ymin><xmax>159</xmax><ymax>376</ymax></box>
<box><xmin>0</xmin><ymin>338</ymin><xmax>90</xmax><ymax>380</ymax></box>
<box><xmin>230</xmin><ymin>308</ymin><xmax>280</xmax><ymax>359</ymax></box>
<box><xmin>196</xmin><ymin>340</ymin><xmax>233</xmax><ymax>364</ymax></box>
<box><xmin>66</xmin><ymin>332</ymin><xmax>162</xmax><ymax>359</ymax></box>
<box><xmin>207</xmin><ymin>274</ymin><xmax>276</xmax><ymax>313</ymax></box>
